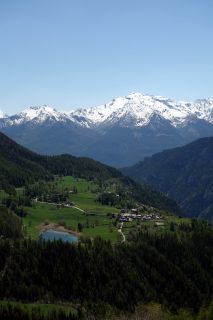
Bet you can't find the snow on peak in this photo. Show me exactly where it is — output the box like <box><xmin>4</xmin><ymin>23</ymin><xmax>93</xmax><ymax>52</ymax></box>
<box><xmin>69</xmin><ymin>92</ymin><xmax>201</xmax><ymax>127</ymax></box>
<box><xmin>2</xmin><ymin>93</ymin><xmax>213</xmax><ymax>129</ymax></box>
<box><xmin>12</xmin><ymin>105</ymin><xmax>70</xmax><ymax>125</ymax></box>
<box><xmin>21</xmin><ymin>105</ymin><xmax>57</xmax><ymax>119</ymax></box>
<box><xmin>0</xmin><ymin>109</ymin><xmax>4</xmax><ymax>119</ymax></box>
<box><xmin>75</xmin><ymin>93</ymin><xmax>213</xmax><ymax>127</ymax></box>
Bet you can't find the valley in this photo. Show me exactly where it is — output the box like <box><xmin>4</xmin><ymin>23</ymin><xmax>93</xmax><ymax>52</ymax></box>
<box><xmin>1</xmin><ymin>173</ymin><xmax>190</xmax><ymax>244</ymax></box>
<box><xmin>123</xmin><ymin>137</ymin><xmax>213</xmax><ymax>221</ymax></box>
<box><xmin>1</xmin><ymin>1</ymin><xmax>213</xmax><ymax>318</ymax></box>
<box><xmin>0</xmin><ymin>132</ymin><xmax>213</xmax><ymax>320</ymax></box>
<box><xmin>5</xmin><ymin>175</ymin><xmax>189</xmax><ymax>244</ymax></box>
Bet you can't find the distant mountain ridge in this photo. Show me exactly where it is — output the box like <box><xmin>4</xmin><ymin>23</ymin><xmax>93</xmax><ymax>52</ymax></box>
<box><xmin>2</xmin><ymin>93</ymin><xmax>213</xmax><ymax>128</ymax></box>
<box><xmin>1</xmin><ymin>92</ymin><xmax>213</xmax><ymax>166</ymax></box>
<box><xmin>122</xmin><ymin>137</ymin><xmax>213</xmax><ymax>221</ymax></box>
<box><xmin>68</xmin><ymin>93</ymin><xmax>213</xmax><ymax>128</ymax></box>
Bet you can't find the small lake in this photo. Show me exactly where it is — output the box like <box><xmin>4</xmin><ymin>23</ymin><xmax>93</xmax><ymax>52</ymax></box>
<box><xmin>40</xmin><ymin>229</ymin><xmax>78</xmax><ymax>243</ymax></box>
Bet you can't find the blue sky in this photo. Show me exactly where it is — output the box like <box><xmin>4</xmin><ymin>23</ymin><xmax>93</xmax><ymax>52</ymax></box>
<box><xmin>0</xmin><ymin>0</ymin><xmax>212</xmax><ymax>114</ymax></box>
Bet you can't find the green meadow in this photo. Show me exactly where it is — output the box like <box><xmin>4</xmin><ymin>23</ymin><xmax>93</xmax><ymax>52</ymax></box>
<box><xmin>23</xmin><ymin>176</ymin><xmax>120</xmax><ymax>242</ymax></box>
<box><xmin>0</xmin><ymin>300</ymin><xmax>77</xmax><ymax>316</ymax></box>
<box><xmin>122</xmin><ymin>213</ymin><xmax>192</xmax><ymax>239</ymax></box>
<box><xmin>2</xmin><ymin>175</ymin><xmax>191</xmax><ymax>243</ymax></box>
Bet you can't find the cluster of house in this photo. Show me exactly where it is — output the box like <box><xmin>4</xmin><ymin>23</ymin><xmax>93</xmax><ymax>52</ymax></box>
<box><xmin>115</xmin><ymin>208</ymin><xmax>164</xmax><ymax>223</ymax></box>
<box><xmin>56</xmin><ymin>201</ymin><xmax>75</xmax><ymax>209</ymax></box>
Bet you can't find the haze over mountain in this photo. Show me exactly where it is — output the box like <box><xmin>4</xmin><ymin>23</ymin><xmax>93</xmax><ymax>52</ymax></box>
<box><xmin>1</xmin><ymin>92</ymin><xmax>213</xmax><ymax>167</ymax></box>
<box><xmin>123</xmin><ymin>137</ymin><xmax>213</xmax><ymax>221</ymax></box>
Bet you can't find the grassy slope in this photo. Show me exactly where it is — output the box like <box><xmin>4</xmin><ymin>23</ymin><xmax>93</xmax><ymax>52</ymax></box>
<box><xmin>23</xmin><ymin>176</ymin><xmax>120</xmax><ymax>242</ymax></box>
<box><xmin>122</xmin><ymin>214</ymin><xmax>191</xmax><ymax>239</ymax></box>
<box><xmin>22</xmin><ymin>176</ymin><xmax>190</xmax><ymax>243</ymax></box>
<box><xmin>0</xmin><ymin>300</ymin><xmax>77</xmax><ymax>315</ymax></box>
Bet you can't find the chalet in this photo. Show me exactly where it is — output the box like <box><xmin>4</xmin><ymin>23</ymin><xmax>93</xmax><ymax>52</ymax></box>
<box><xmin>131</xmin><ymin>208</ymin><xmax>138</xmax><ymax>214</ymax></box>
<box><xmin>120</xmin><ymin>209</ymin><xmax>128</xmax><ymax>214</ymax></box>
<box><xmin>119</xmin><ymin>217</ymin><xmax>128</xmax><ymax>222</ymax></box>
<box><xmin>155</xmin><ymin>222</ymin><xmax>164</xmax><ymax>227</ymax></box>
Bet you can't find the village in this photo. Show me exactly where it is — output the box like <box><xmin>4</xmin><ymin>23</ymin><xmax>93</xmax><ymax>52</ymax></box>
<box><xmin>113</xmin><ymin>207</ymin><xmax>165</xmax><ymax>224</ymax></box>
<box><xmin>32</xmin><ymin>184</ymin><xmax>166</xmax><ymax>244</ymax></box>
<box><xmin>35</xmin><ymin>195</ymin><xmax>165</xmax><ymax>226</ymax></box>
<box><xmin>39</xmin><ymin>197</ymin><xmax>164</xmax><ymax>225</ymax></box>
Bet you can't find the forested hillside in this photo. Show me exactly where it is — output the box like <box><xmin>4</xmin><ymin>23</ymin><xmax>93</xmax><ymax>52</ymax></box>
<box><xmin>123</xmin><ymin>137</ymin><xmax>213</xmax><ymax>220</ymax></box>
<box><xmin>1</xmin><ymin>221</ymin><xmax>213</xmax><ymax>319</ymax></box>
<box><xmin>0</xmin><ymin>132</ymin><xmax>51</xmax><ymax>192</ymax></box>
<box><xmin>0</xmin><ymin>132</ymin><xmax>180</xmax><ymax>214</ymax></box>
<box><xmin>0</xmin><ymin>205</ymin><xmax>22</xmax><ymax>238</ymax></box>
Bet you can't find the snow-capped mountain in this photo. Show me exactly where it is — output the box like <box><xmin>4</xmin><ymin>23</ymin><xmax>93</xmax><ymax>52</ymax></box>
<box><xmin>18</xmin><ymin>105</ymin><xmax>69</xmax><ymax>123</ymax></box>
<box><xmin>1</xmin><ymin>93</ymin><xmax>213</xmax><ymax>128</ymax></box>
<box><xmin>68</xmin><ymin>93</ymin><xmax>213</xmax><ymax>128</ymax></box>
<box><xmin>0</xmin><ymin>109</ymin><xmax>5</xmax><ymax>119</ymax></box>
<box><xmin>1</xmin><ymin>105</ymin><xmax>72</xmax><ymax>127</ymax></box>
<box><xmin>0</xmin><ymin>92</ymin><xmax>213</xmax><ymax>167</ymax></box>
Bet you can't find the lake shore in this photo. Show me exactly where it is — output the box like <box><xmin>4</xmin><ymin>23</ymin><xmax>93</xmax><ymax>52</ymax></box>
<box><xmin>37</xmin><ymin>223</ymin><xmax>81</xmax><ymax>239</ymax></box>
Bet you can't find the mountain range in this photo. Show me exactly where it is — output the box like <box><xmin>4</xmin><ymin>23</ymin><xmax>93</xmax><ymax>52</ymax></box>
<box><xmin>1</xmin><ymin>92</ymin><xmax>213</xmax><ymax>167</ymax></box>
<box><xmin>123</xmin><ymin>137</ymin><xmax>213</xmax><ymax>221</ymax></box>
